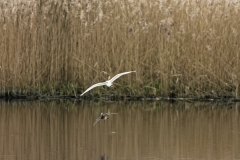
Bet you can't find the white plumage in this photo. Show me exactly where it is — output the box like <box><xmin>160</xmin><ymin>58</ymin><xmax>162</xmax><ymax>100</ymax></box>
<box><xmin>80</xmin><ymin>71</ymin><xmax>136</xmax><ymax>96</ymax></box>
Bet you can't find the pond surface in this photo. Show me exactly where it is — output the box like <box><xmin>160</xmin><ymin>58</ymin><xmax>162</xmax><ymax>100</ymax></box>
<box><xmin>0</xmin><ymin>100</ymin><xmax>239</xmax><ymax>160</ymax></box>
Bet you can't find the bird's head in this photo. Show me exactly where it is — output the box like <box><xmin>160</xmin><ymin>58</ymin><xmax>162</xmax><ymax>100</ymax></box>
<box><xmin>105</xmin><ymin>80</ymin><xmax>112</xmax><ymax>87</ymax></box>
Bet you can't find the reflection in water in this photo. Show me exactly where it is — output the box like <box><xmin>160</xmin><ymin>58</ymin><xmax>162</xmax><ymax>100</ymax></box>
<box><xmin>0</xmin><ymin>100</ymin><xmax>239</xmax><ymax>160</ymax></box>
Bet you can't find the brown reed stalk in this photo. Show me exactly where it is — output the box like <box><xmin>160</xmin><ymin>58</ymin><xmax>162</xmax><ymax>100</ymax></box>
<box><xmin>0</xmin><ymin>0</ymin><xmax>240</xmax><ymax>98</ymax></box>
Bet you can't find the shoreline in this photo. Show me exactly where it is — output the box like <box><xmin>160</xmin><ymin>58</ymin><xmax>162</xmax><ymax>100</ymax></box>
<box><xmin>1</xmin><ymin>91</ymin><xmax>240</xmax><ymax>103</ymax></box>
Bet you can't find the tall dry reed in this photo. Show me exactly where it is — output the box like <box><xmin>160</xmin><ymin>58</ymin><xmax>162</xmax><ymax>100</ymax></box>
<box><xmin>1</xmin><ymin>0</ymin><xmax>240</xmax><ymax>98</ymax></box>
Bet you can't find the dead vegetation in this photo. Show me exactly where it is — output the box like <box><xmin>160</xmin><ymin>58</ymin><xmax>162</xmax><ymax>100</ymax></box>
<box><xmin>0</xmin><ymin>0</ymin><xmax>240</xmax><ymax>98</ymax></box>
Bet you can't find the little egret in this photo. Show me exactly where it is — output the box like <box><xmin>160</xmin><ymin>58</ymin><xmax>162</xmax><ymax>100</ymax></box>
<box><xmin>80</xmin><ymin>71</ymin><xmax>136</xmax><ymax>96</ymax></box>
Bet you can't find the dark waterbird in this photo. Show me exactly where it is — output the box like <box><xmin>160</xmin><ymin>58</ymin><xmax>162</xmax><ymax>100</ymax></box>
<box><xmin>93</xmin><ymin>111</ymin><xmax>117</xmax><ymax>126</ymax></box>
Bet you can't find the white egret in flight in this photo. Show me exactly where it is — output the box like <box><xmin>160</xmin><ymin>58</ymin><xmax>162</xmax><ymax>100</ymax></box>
<box><xmin>80</xmin><ymin>71</ymin><xmax>136</xmax><ymax>96</ymax></box>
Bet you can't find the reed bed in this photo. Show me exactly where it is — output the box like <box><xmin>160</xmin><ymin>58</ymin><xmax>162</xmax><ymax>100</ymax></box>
<box><xmin>1</xmin><ymin>0</ymin><xmax>240</xmax><ymax>98</ymax></box>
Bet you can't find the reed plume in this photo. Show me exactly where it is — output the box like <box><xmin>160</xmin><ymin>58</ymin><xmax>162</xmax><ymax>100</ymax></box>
<box><xmin>0</xmin><ymin>0</ymin><xmax>240</xmax><ymax>98</ymax></box>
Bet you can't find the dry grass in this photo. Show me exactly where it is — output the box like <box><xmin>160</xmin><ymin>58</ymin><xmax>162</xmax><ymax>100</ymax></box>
<box><xmin>1</xmin><ymin>0</ymin><xmax>240</xmax><ymax>98</ymax></box>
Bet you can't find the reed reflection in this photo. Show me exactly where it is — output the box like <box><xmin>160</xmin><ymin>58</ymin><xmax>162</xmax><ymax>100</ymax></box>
<box><xmin>0</xmin><ymin>101</ymin><xmax>239</xmax><ymax>160</ymax></box>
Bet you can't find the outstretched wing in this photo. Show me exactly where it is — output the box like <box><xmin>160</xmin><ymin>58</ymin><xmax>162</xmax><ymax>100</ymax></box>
<box><xmin>93</xmin><ymin>117</ymin><xmax>101</xmax><ymax>126</ymax></box>
<box><xmin>109</xmin><ymin>71</ymin><xmax>136</xmax><ymax>83</ymax></box>
<box><xmin>80</xmin><ymin>82</ymin><xmax>107</xmax><ymax>96</ymax></box>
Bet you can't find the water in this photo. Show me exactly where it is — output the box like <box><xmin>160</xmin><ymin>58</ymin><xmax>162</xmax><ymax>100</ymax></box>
<box><xmin>0</xmin><ymin>100</ymin><xmax>239</xmax><ymax>160</ymax></box>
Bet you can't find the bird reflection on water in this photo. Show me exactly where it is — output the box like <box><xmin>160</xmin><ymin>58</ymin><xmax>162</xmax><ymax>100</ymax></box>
<box><xmin>93</xmin><ymin>111</ymin><xmax>117</xmax><ymax>126</ymax></box>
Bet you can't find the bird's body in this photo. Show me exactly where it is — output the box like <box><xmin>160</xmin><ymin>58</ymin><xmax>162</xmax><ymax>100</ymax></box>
<box><xmin>80</xmin><ymin>71</ymin><xmax>136</xmax><ymax>96</ymax></box>
<box><xmin>93</xmin><ymin>111</ymin><xmax>117</xmax><ymax>126</ymax></box>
